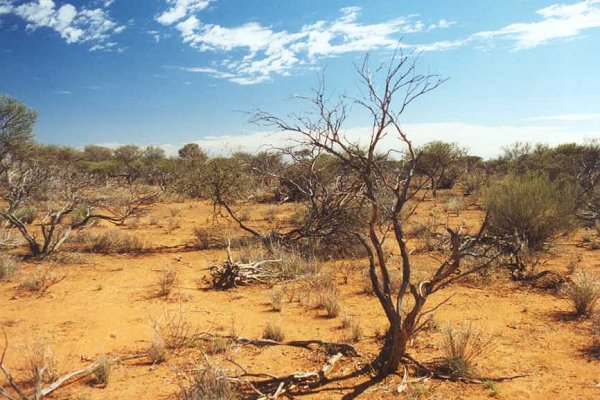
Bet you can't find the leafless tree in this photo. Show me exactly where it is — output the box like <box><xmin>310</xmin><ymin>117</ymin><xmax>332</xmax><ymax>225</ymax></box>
<box><xmin>251</xmin><ymin>52</ymin><xmax>497</xmax><ymax>377</ymax></box>
<box><xmin>0</xmin><ymin>158</ymin><xmax>157</xmax><ymax>258</ymax></box>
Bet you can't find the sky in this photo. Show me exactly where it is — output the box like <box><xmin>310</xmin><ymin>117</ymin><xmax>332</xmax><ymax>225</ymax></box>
<box><xmin>1</xmin><ymin>0</ymin><xmax>600</xmax><ymax>158</ymax></box>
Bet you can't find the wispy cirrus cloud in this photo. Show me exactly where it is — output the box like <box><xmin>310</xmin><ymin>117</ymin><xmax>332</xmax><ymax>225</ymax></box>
<box><xmin>421</xmin><ymin>0</ymin><xmax>600</xmax><ymax>52</ymax></box>
<box><xmin>159</xmin><ymin>5</ymin><xmax>448</xmax><ymax>84</ymax></box>
<box><xmin>526</xmin><ymin>113</ymin><xmax>600</xmax><ymax>122</ymax></box>
<box><xmin>0</xmin><ymin>0</ymin><xmax>125</xmax><ymax>50</ymax></box>
<box><xmin>473</xmin><ymin>0</ymin><xmax>600</xmax><ymax>49</ymax></box>
<box><xmin>158</xmin><ymin>0</ymin><xmax>600</xmax><ymax>85</ymax></box>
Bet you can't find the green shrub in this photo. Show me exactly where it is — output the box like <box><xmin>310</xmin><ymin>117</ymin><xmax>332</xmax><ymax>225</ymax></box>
<box><xmin>484</xmin><ymin>173</ymin><xmax>576</xmax><ymax>250</ymax></box>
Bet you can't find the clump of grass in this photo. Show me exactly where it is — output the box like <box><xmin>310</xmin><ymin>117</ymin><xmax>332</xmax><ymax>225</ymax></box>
<box><xmin>179</xmin><ymin>363</ymin><xmax>240</xmax><ymax>400</ymax></box>
<box><xmin>340</xmin><ymin>314</ymin><xmax>353</xmax><ymax>329</ymax></box>
<box><xmin>192</xmin><ymin>227</ymin><xmax>222</xmax><ymax>250</ymax></box>
<box><xmin>22</xmin><ymin>340</ymin><xmax>59</xmax><ymax>384</ymax></box>
<box><xmin>128</xmin><ymin>217</ymin><xmax>141</xmax><ymax>230</ymax></box>
<box><xmin>152</xmin><ymin>307</ymin><xmax>196</xmax><ymax>350</ymax></box>
<box><xmin>148</xmin><ymin>338</ymin><xmax>167</xmax><ymax>364</ymax></box>
<box><xmin>92</xmin><ymin>355</ymin><xmax>111</xmax><ymax>385</ymax></box>
<box><xmin>155</xmin><ymin>265</ymin><xmax>178</xmax><ymax>298</ymax></box>
<box><xmin>406</xmin><ymin>382</ymin><xmax>428</xmax><ymax>400</ymax></box>
<box><xmin>347</xmin><ymin>320</ymin><xmax>363</xmax><ymax>343</ymax></box>
<box><xmin>18</xmin><ymin>267</ymin><xmax>65</xmax><ymax>296</ymax></box>
<box><xmin>322</xmin><ymin>290</ymin><xmax>341</xmax><ymax>318</ymax></box>
<box><xmin>590</xmin><ymin>314</ymin><xmax>600</xmax><ymax>359</ymax></box>
<box><xmin>361</xmin><ymin>269</ymin><xmax>374</xmax><ymax>295</ymax></box>
<box><xmin>262</xmin><ymin>320</ymin><xmax>285</xmax><ymax>342</ymax></box>
<box><xmin>148</xmin><ymin>215</ymin><xmax>159</xmax><ymax>226</ymax></box>
<box><xmin>166</xmin><ymin>217</ymin><xmax>181</xmax><ymax>233</ymax></box>
<box><xmin>169</xmin><ymin>207</ymin><xmax>182</xmax><ymax>217</ymax></box>
<box><xmin>272</xmin><ymin>248</ymin><xmax>319</xmax><ymax>280</ymax></box>
<box><xmin>204</xmin><ymin>336</ymin><xmax>230</xmax><ymax>355</ymax></box>
<box><xmin>82</xmin><ymin>230</ymin><xmax>145</xmax><ymax>254</ymax></box>
<box><xmin>483</xmin><ymin>379</ymin><xmax>499</xmax><ymax>397</ymax></box>
<box><xmin>264</xmin><ymin>207</ymin><xmax>277</xmax><ymax>223</ymax></box>
<box><xmin>269</xmin><ymin>288</ymin><xmax>284</xmax><ymax>312</ymax></box>
<box><xmin>0</xmin><ymin>254</ymin><xmax>18</xmax><ymax>282</ymax></box>
<box><xmin>562</xmin><ymin>270</ymin><xmax>600</xmax><ymax>317</ymax></box>
<box><xmin>445</xmin><ymin>196</ymin><xmax>464</xmax><ymax>215</ymax></box>
<box><xmin>439</xmin><ymin>324</ymin><xmax>495</xmax><ymax>378</ymax></box>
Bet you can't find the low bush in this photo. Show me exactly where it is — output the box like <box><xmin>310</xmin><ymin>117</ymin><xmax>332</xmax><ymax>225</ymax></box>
<box><xmin>484</xmin><ymin>173</ymin><xmax>576</xmax><ymax>250</ymax></box>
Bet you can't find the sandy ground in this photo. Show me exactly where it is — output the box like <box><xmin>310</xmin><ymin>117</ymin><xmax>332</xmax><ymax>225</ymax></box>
<box><xmin>0</xmin><ymin>196</ymin><xmax>599</xmax><ymax>399</ymax></box>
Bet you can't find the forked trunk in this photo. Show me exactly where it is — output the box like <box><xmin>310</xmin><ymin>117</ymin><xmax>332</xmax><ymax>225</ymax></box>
<box><xmin>373</xmin><ymin>322</ymin><xmax>410</xmax><ymax>377</ymax></box>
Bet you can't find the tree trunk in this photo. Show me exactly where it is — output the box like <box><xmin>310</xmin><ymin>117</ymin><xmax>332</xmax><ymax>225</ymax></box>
<box><xmin>373</xmin><ymin>322</ymin><xmax>409</xmax><ymax>377</ymax></box>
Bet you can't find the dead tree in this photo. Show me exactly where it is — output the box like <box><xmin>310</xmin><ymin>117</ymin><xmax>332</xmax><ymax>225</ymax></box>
<box><xmin>0</xmin><ymin>159</ymin><xmax>158</xmax><ymax>258</ymax></box>
<box><xmin>206</xmin><ymin>147</ymin><xmax>367</xmax><ymax>257</ymax></box>
<box><xmin>251</xmin><ymin>52</ymin><xmax>498</xmax><ymax>377</ymax></box>
<box><xmin>210</xmin><ymin>243</ymin><xmax>282</xmax><ymax>289</ymax></box>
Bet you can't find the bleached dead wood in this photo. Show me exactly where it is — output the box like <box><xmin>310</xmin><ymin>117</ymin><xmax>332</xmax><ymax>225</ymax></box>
<box><xmin>0</xmin><ymin>332</ymin><xmax>147</xmax><ymax>400</ymax></box>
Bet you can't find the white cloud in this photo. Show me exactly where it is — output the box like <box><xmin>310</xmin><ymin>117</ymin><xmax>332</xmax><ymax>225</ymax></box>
<box><xmin>118</xmin><ymin>122</ymin><xmax>595</xmax><ymax>159</ymax></box>
<box><xmin>0</xmin><ymin>0</ymin><xmax>124</xmax><ymax>49</ymax></box>
<box><xmin>159</xmin><ymin>0</ymin><xmax>600</xmax><ymax>84</ymax></box>
<box><xmin>474</xmin><ymin>0</ymin><xmax>600</xmax><ymax>49</ymax></box>
<box><xmin>526</xmin><ymin>113</ymin><xmax>600</xmax><ymax>121</ymax></box>
<box><xmin>163</xmin><ymin>6</ymin><xmax>440</xmax><ymax>85</ymax></box>
<box><xmin>156</xmin><ymin>0</ymin><xmax>211</xmax><ymax>25</ymax></box>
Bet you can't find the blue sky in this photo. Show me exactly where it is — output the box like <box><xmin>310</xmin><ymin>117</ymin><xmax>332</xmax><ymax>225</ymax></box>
<box><xmin>1</xmin><ymin>0</ymin><xmax>600</xmax><ymax>157</ymax></box>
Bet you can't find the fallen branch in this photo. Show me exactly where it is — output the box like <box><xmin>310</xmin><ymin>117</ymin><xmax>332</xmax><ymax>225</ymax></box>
<box><xmin>233</xmin><ymin>337</ymin><xmax>360</xmax><ymax>357</ymax></box>
<box><xmin>0</xmin><ymin>332</ymin><xmax>147</xmax><ymax>400</ymax></box>
<box><xmin>403</xmin><ymin>354</ymin><xmax>535</xmax><ymax>384</ymax></box>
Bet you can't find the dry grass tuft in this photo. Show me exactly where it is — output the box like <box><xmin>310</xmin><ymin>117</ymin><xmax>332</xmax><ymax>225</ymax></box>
<box><xmin>22</xmin><ymin>340</ymin><xmax>59</xmax><ymax>384</ymax></box>
<box><xmin>0</xmin><ymin>253</ymin><xmax>18</xmax><ymax>282</ymax></box>
<box><xmin>92</xmin><ymin>355</ymin><xmax>111</xmax><ymax>385</ymax></box>
<box><xmin>152</xmin><ymin>307</ymin><xmax>197</xmax><ymax>350</ymax></box>
<box><xmin>269</xmin><ymin>288</ymin><xmax>284</xmax><ymax>312</ymax></box>
<box><xmin>262</xmin><ymin>320</ymin><xmax>285</xmax><ymax>342</ymax></box>
<box><xmin>148</xmin><ymin>338</ymin><xmax>167</xmax><ymax>364</ymax></box>
<box><xmin>179</xmin><ymin>363</ymin><xmax>240</xmax><ymax>400</ymax></box>
<box><xmin>439</xmin><ymin>323</ymin><xmax>495</xmax><ymax>378</ymax></box>
<box><xmin>18</xmin><ymin>267</ymin><xmax>65</xmax><ymax>296</ymax></box>
<box><xmin>77</xmin><ymin>230</ymin><xmax>145</xmax><ymax>254</ymax></box>
<box><xmin>155</xmin><ymin>265</ymin><xmax>178</xmax><ymax>298</ymax></box>
<box><xmin>562</xmin><ymin>270</ymin><xmax>600</xmax><ymax>317</ymax></box>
